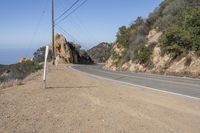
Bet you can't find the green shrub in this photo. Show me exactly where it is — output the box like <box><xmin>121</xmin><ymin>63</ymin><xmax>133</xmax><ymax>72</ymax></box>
<box><xmin>0</xmin><ymin>61</ymin><xmax>43</xmax><ymax>83</ymax></box>
<box><xmin>134</xmin><ymin>45</ymin><xmax>152</xmax><ymax>64</ymax></box>
<box><xmin>183</xmin><ymin>8</ymin><xmax>200</xmax><ymax>55</ymax></box>
<box><xmin>159</xmin><ymin>7</ymin><xmax>200</xmax><ymax>57</ymax></box>
<box><xmin>33</xmin><ymin>46</ymin><xmax>53</xmax><ymax>63</ymax></box>
<box><xmin>10</xmin><ymin>61</ymin><xmax>42</xmax><ymax>79</ymax></box>
<box><xmin>159</xmin><ymin>26</ymin><xmax>192</xmax><ymax>57</ymax></box>
<box><xmin>116</xmin><ymin>26</ymin><xmax>130</xmax><ymax>48</ymax></box>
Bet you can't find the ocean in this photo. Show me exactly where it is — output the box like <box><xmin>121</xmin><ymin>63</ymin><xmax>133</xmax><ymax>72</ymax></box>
<box><xmin>0</xmin><ymin>48</ymin><xmax>37</xmax><ymax>65</ymax></box>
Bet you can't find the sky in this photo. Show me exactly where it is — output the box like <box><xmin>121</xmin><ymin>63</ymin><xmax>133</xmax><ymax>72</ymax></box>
<box><xmin>0</xmin><ymin>0</ymin><xmax>163</xmax><ymax>50</ymax></box>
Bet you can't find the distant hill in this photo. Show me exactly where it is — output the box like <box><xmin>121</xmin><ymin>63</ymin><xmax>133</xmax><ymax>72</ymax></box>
<box><xmin>87</xmin><ymin>42</ymin><xmax>112</xmax><ymax>63</ymax></box>
<box><xmin>0</xmin><ymin>65</ymin><xmax>7</xmax><ymax>75</ymax></box>
<box><xmin>0</xmin><ymin>64</ymin><xmax>5</xmax><ymax>68</ymax></box>
<box><xmin>106</xmin><ymin>0</ymin><xmax>200</xmax><ymax>78</ymax></box>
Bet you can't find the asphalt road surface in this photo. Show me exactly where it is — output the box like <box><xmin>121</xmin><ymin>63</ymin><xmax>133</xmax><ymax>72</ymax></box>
<box><xmin>71</xmin><ymin>64</ymin><xmax>200</xmax><ymax>100</ymax></box>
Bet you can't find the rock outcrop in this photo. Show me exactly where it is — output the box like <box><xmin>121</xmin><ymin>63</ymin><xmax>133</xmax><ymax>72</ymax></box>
<box><xmin>51</xmin><ymin>34</ymin><xmax>93</xmax><ymax>64</ymax></box>
<box><xmin>166</xmin><ymin>53</ymin><xmax>200</xmax><ymax>77</ymax></box>
<box><xmin>105</xmin><ymin>43</ymin><xmax>126</xmax><ymax>71</ymax></box>
<box><xmin>106</xmin><ymin>29</ymin><xmax>200</xmax><ymax>78</ymax></box>
<box><xmin>53</xmin><ymin>34</ymin><xmax>73</xmax><ymax>63</ymax></box>
<box><xmin>19</xmin><ymin>58</ymin><xmax>33</xmax><ymax>63</ymax></box>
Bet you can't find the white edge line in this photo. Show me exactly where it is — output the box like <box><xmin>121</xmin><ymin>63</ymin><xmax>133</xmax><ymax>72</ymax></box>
<box><xmin>69</xmin><ymin>66</ymin><xmax>200</xmax><ymax>101</ymax></box>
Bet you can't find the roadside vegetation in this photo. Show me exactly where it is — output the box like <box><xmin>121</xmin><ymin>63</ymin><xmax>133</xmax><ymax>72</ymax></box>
<box><xmin>33</xmin><ymin>46</ymin><xmax>53</xmax><ymax>63</ymax></box>
<box><xmin>134</xmin><ymin>45</ymin><xmax>152</xmax><ymax>64</ymax></box>
<box><xmin>0</xmin><ymin>46</ymin><xmax>49</xmax><ymax>89</ymax></box>
<box><xmin>110</xmin><ymin>0</ymin><xmax>200</xmax><ymax>67</ymax></box>
<box><xmin>159</xmin><ymin>7</ymin><xmax>200</xmax><ymax>57</ymax></box>
<box><xmin>3</xmin><ymin>61</ymin><xmax>42</xmax><ymax>80</ymax></box>
<box><xmin>0</xmin><ymin>61</ymin><xmax>42</xmax><ymax>89</ymax></box>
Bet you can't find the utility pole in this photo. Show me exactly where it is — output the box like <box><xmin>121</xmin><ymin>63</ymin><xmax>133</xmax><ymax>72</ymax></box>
<box><xmin>52</xmin><ymin>0</ymin><xmax>55</xmax><ymax>65</ymax></box>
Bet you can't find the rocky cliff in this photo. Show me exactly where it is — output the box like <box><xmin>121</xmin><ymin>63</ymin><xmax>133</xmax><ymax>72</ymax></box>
<box><xmin>50</xmin><ymin>34</ymin><xmax>93</xmax><ymax>64</ymax></box>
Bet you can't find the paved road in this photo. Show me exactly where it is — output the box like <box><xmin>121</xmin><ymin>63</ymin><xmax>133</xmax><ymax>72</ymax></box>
<box><xmin>72</xmin><ymin>65</ymin><xmax>200</xmax><ymax>99</ymax></box>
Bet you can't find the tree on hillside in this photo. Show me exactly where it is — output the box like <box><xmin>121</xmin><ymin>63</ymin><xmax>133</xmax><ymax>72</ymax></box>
<box><xmin>159</xmin><ymin>7</ymin><xmax>200</xmax><ymax>56</ymax></box>
<box><xmin>116</xmin><ymin>26</ymin><xmax>130</xmax><ymax>48</ymax></box>
<box><xmin>33</xmin><ymin>47</ymin><xmax>53</xmax><ymax>63</ymax></box>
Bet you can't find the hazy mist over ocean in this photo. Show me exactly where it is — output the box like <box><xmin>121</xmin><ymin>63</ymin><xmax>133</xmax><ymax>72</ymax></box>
<box><xmin>0</xmin><ymin>48</ymin><xmax>36</xmax><ymax>65</ymax></box>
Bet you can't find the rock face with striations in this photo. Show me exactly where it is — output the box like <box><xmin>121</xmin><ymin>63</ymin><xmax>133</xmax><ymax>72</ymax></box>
<box><xmin>53</xmin><ymin>34</ymin><xmax>73</xmax><ymax>63</ymax></box>
<box><xmin>52</xmin><ymin>34</ymin><xmax>93</xmax><ymax>64</ymax></box>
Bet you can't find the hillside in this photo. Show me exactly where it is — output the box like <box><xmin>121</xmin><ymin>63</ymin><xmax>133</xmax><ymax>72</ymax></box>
<box><xmin>0</xmin><ymin>65</ymin><xmax>7</xmax><ymax>76</ymax></box>
<box><xmin>106</xmin><ymin>0</ymin><xmax>200</xmax><ymax>78</ymax></box>
<box><xmin>0</xmin><ymin>62</ymin><xmax>42</xmax><ymax>88</ymax></box>
<box><xmin>87</xmin><ymin>42</ymin><xmax>112</xmax><ymax>63</ymax></box>
<box><xmin>0</xmin><ymin>64</ymin><xmax>7</xmax><ymax>70</ymax></box>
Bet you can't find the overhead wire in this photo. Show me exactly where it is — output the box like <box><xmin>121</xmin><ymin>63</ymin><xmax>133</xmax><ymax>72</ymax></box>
<box><xmin>53</xmin><ymin>0</ymin><xmax>90</xmax><ymax>49</ymax></box>
<box><xmin>71</xmin><ymin>14</ymin><xmax>96</xmax><ymax>45</ymax></box>
<box><xmin>55</xmin><ymin>0</ymin><xmax>81</xmax><ymax>21</ymax></box>
<box><xmin>55</xmin><ymin>24</ymin><xmax>89</xmax><ymax>49</ymax></box>
<box><xmin>56</xmin><ymin>24</ymin><xmax>81</xmax><ymax>44</ymax></box>
<box><xmin>56</xmin><ymin>0</ymin><xmax>88</xmax><ymax>24</ymax></box>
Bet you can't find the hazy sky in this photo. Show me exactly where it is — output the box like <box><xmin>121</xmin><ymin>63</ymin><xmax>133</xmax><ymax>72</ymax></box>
<box><xmin>0</xmin><ymin>0</ymin><xmax>163</xmax><ymax>50</ymax></box>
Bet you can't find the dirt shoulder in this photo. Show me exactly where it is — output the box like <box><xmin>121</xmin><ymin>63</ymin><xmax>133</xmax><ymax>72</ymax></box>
<box><xmin>0</xmin><ymin>64</ymin><xmax>200</xmax><ymax>133</ymax></box>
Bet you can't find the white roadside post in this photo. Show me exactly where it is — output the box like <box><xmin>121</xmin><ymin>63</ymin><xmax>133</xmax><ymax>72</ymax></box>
<box><xmin>43</xmin><ymin>46</ymin><xmax>49</xmax><ymax>89</ymax></box>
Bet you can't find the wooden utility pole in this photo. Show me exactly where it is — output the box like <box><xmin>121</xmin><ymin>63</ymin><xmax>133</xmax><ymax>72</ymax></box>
<box><xmin>52</xmin><ymin>0</ymin><xmax>55</xmax><ymax>64</ymax></box>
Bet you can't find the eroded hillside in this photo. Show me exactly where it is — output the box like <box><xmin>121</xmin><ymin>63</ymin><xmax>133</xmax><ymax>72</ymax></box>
<box><xmin>106</xmin><ymin>0</ymin><xmax>200</xmax><ymax>78</ymax></box>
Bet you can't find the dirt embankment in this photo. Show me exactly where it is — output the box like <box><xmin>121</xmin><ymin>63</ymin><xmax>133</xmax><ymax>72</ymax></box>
<box><xmin>0</xmin><ymin>64</ymin><xmax>200</xmax><ymax>133</ymax></box>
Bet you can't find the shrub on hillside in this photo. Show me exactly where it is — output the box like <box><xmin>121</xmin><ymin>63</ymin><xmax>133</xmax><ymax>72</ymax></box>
<box><xmin>116</xmin><ymin>26</ymin><xmax>130</xmax><ymax>48</ymax></box>
<box><xmin>108</xmin><ymin>0</ymin><xmax>200</xmax><ymax>69</ymax></box>
<box><xmin>33</xmin><ymin>46</ymin><xmax>53</xmax><ymax>63</ymax></box>
<box><xmin>159</xmin><ymin>7</ymin><xmax>200</xmax><ymax>57</ymax></box>
<box><xmin>134</xmin><ymin>45</ymin><xmax>152</xmax><ymax>64</ymax></box>
<box><xmin>0</xmin><ymin>61</ymin><xmax>42</xmax><ymax>83</ymax></box>
<box><xmin>159</xmin><ymin>26</ymin><xmax>192</xmax><ymax>58</ymax></box>
<box><xmin>183</xmin><ymin>8</ymin><xmax>200</xmax><ymax>55</ymax></box>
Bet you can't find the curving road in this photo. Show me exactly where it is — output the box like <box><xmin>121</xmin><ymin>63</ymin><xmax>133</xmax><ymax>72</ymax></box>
<box><xmin>71</xmin><ymin>64</ymin><xmax>200</xmax><ymax>100</ymax></box>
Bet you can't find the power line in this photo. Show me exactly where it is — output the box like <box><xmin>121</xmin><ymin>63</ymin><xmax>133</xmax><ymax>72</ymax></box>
<box><xmin>55</xmin><ymin>0</ymin><xmax>81</xmax><ymax>21</ymax></box>
<box><xmin>55</xmin><ymin>24</ymin><xmax>89</xmax><ymax>49</ymax></box>
<box><xmin>55</xmin><ymin>24</ymin><xmax>81</xmax><ymax>44</ymax></box>
<box><xmin>56</xmin><ymin>0</ymin><xmax>88</xmax><ymax>24</ymax></box>
<box><xmin>71</xmin><ymin>14</ymin><xmax>96</xmax><ymax>44</ymax></box>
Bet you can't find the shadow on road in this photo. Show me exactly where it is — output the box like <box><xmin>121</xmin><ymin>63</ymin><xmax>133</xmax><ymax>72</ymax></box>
<box><xmin>46</xmin><ymin>86</ymin><xmax>96</xmax><ymax>89</ymax></box>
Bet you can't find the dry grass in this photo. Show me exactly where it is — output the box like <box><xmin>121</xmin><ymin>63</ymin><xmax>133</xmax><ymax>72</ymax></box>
<box><xmin>0</xmin><ymin>70</ymin><xmax>42</xmax><ymax>90</ymax></box>
<box><xmin>0</xmin><ymin>79</ymin><xmax>23</xmax><ymax>89</ymax></box>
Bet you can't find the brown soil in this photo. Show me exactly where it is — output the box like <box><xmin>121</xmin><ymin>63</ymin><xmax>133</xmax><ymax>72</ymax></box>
<box><xmin>0</xmin><ymin>64</ymin><xmax>200</xmax><ymax>133</ymax></box>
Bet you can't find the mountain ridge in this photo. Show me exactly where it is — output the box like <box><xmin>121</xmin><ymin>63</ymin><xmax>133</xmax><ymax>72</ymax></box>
<box><xmin>87</xmin><ymin>42</ymin><xmax>112</xmax><ymax>63</ymax></box>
